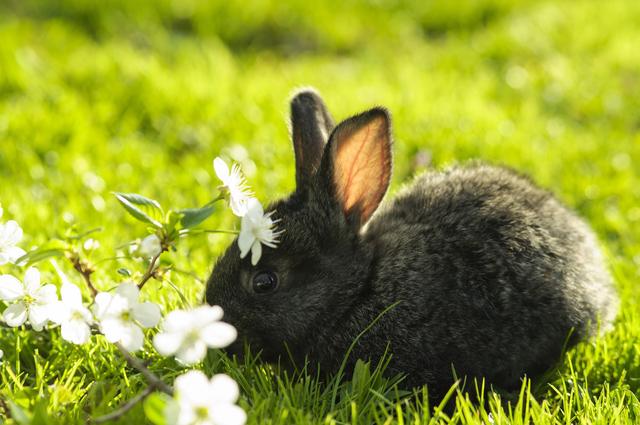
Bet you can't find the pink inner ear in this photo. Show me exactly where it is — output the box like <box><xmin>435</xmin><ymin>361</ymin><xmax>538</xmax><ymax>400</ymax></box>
<box><xmin>334</xmin><ymin>115</ymin><xmax>391</xmax><ymax>224</ymax></box>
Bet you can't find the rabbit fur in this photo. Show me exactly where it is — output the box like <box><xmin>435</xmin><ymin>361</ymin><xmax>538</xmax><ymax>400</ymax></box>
<box><xmin>206</xmin><ymin>88</ymin><xmax>618</xmax><ymax>398</ymax></box>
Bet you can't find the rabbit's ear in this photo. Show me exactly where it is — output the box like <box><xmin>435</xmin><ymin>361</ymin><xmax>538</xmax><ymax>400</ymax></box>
<box><xmin>290</xmin><ymin>88</ymin><xmax>335</xmax><ymax>190</ymax></box>
<box><xmin>320</xmin><ymin>108</ymin><xmax>392</xmax><ymax>228</ymax></box>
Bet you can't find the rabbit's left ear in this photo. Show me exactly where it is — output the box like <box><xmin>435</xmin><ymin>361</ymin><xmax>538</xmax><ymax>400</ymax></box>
<box><xmin>319</xmin><ymin>108</ymin><xmax>392</xmax><ymax>228</ymax></box>
<box><xmin>290</xmin><ymin>89</ymin><xmax>335</xmax><ymax>190</ymax></box>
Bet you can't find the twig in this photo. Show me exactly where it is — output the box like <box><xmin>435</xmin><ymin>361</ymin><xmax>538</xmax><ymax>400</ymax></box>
<box><xmin>114</xmin><ymin>342</ymin><xmax>173</xmax><ymax>395</ymax></box>
<box><xmin>0</xmin><ymin>397</ymin><xmax>10</xmax><ymax>419</ymax></box>
<box><xmin>138</xmin><ymin>250</ymin><xmax>164</xmax><ymax>289</ymax></box>
<box><xmin>91</xmin><ymin>385</ymin><xmax>155</xmax><ymax>423</ymax></box>
<box><xmin>66</xmin><ymin>252</ymin><xmax>98</xmax><ymax>296</ymax></box>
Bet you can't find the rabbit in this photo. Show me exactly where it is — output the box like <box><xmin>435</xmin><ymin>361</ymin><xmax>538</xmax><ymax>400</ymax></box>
<box><xmin>206</xmin><ymin>88</ymin><xmax>618</xmax><ymax>398</ymax></box>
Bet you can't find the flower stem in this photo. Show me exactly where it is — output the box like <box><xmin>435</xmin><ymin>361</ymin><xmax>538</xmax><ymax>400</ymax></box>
<box><xmin>66</xmin><ymin>252</ymin><xmax>98</xmax><ymax>296</ymax></box>
<box><xmin>138</xmin><ymin>249</ymin><xmax>165</xmax><ymax>289</ymax></box>
<box><xmin>114</xmin><ymin>342</ymin><xmax>174</xmax><ymax>395</ymax></box>
<box><xmin>91</xmin><ymin>385</ymin><xmax>155</xmax><ymax>423</ymax></box>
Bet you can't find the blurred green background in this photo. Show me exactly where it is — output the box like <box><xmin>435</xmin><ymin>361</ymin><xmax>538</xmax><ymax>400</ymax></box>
<box><xmin>0</xmin><ymin>0</ymin><xmax>639</xmax><ymax>421</ymax></box>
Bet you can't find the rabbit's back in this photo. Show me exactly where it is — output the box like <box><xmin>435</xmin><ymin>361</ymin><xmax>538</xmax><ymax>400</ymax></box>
<box><xmin>360</xmin><ymin>163</ymin><xmax>617</xmax><ymax>392</ymax></box>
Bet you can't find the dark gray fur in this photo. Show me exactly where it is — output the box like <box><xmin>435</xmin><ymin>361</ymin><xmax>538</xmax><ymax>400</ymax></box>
<box><xmin>206</xmin><ymin>89</ymin><xmax>618</xmax><ymax>398</ymax></box>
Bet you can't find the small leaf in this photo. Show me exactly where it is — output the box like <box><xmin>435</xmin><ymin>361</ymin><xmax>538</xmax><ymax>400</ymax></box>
<box><xmin>179</xmin><ymin>205</ymin><xmax>216</xmax><ymax>229</ymax></box>
<box><xmin>114</xmin><ymin>193</ymin><xmax>163</xmax><ymax>228</ymax></box>
<box><xmin>144</xmin><ymin>392</ymin><xmax>172</xmax><ymax>425</ymax></box>
<box><xmin>16</xmin><ymin>248</ymin><xmax>65</xmax><ymax>267</ymax></box>
<box><xmin>117</xmin><ymin>268</ymin><xmax>132</xmax><ymax>277</ymax></box>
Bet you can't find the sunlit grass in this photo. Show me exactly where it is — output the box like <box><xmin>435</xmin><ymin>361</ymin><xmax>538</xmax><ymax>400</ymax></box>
<box><xmin>0</xmin><ymin>0</ymin><xmax>639</xmax><ymax>423</ymax></box>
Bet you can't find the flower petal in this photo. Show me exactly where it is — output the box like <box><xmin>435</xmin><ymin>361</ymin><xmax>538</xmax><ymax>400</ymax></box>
<box><xmin>24</xmin><ymin>267</ymin><xmax>41</xmax><ymax>295</ymax></box>
<box><xmin>237</xmin><ymin>225</ymin><xmax>254</xmax><ymax>259</ymax></box>
<box><xmin>209</xmin><ymin>374</ymin><xmax>240</xmax><ymax>403</ymax></box>
<box><xmin>115</xmin><ymin>281</ymin><xmax>140</xmax><ymax>305</ymax></box>
<box><xmin>246</xmin><ymin>198</ymin><xmax>263</xmax><ymax>218</ymax></box>
<box><xmin>229</xmin><ymin>190</ymin><xmax>251</xmax><ymax>217</ymax></box>
<box><xmin>2</xmin><ymin>220</ymin><xmax>23</xmax><ymax>245</ymax></box>
<box><xmin>175</xmin><ymin>370</ymin><xmax>218</xmax><ymax>407</ymax></box>
<box><xmin>190</xmin><ymin>305</ymin><xmax>223</xmax><ymax>325</ymax></box>
<box><xmin>93</xmin><ymin>292</ymin><xmax>113</xmax><ymax>319</ymax></box>
<box><xmin>250</xmin><ymin>241</ymin><xmax>262</xmax><ymax>266</ymax></box>
<box><xmin>175</xmin><ymin>402</ymin><xmax>197</xmax><ymax>425</ymax></box>
<box><xmin>162</xmin><ymin>310</ymin><xmax>192</xmax><ymax>333</ymax></box>
<box><xmin>61</xmin><ymin>283</ymin><xmax>83</xmax><ymax>307</ymax></box>
<box><xmin>29</xmin><ymin>304</ymin><xmax>51</xmax><ymax>331</ymax></box>
<box><xmin>62</xmin><ymin>320</ymin><xmax>91</xmax><ymax>344</ymax></box>
<box><xmin>4</xmin><ymin>246</ymin><xmax>26</xmax><ymax>263</ymax></box>
<box><xmin>100</xmin><ymin>318</ymin><xmax>127</xmax><ymax>343</ymax></box>
<box><xmin>139</xmin><ymin>235</ymin><xmax>162</xmax><ymax>258</ymax></box>
<box><xmin>34</xmin><ymin>284</ymin><xmax>58</xmax><ymax>304</ymax></box>
<box><xmin>201</xmin><ymin>322</ymin><xmax>237</xmax><ymax>349</ymax></box>
<box><xmin>153</xmin><ymin>332</ymin><xmax>183</xmax><ymax>356</ymax></box>
<box><xmin>48</xmin><ymin>301</ymin><xmax>71</xmax><ymax>324</ymax></box>
<box><xmin>119</xmin><ymin>323</ymin><xmax>144</xmax><ymax>352</ymax></box>
<box><xmin>3</xmin><ymin>303</ymin><xmax>28</xmax><ymax>327</ymax></box>
<box><xmin>0</xmin><ymin>275</ymin><xmax>25</xmax><ymax>301</ymax></box>
<box><xmin>176</xmin><ymin>340</ymin><xmax>207</xmax><ymax>365</ymax></box>
<box><xmin>209</xmin><ymin>404</ymin><xmax>247</xmax><ymax>425</ymax></box>
<box><xmin>132</xmin><ymin>302</ymin><xmax>161</xmax><ymax>328</ymax></box>
<box><xmin>164</xmin><ymin>399</ymin><xmax>180</xmax><ymax>425</ymax></box>
<box><xmin>213</xmin><ymin>157</ymin><xmax>230</xmax><ymax>182</ymax></box>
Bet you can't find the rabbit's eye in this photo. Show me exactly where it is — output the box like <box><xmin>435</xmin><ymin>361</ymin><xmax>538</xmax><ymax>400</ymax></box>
<box><xmin>252</xmin><ymin>271</ymin><xmax>278</xmax><ymax>294</ymax></box>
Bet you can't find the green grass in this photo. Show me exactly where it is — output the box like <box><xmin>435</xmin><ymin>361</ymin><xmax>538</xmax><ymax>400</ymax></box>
<box><xmin>0</xmin><ymin>0</ymin><xmax>639</xmax><ymax>423</ymax></box>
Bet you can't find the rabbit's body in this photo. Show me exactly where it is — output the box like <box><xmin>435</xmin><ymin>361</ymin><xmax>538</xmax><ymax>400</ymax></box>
<box><xmin>313</xmin><ymin>164</ymin><xmax>616</xmax><ymax>394</ymax></box>
<box><xmin>206</xmin><ymin>89</ymin><xmax>617</xmax><ymax>397</ymax></box>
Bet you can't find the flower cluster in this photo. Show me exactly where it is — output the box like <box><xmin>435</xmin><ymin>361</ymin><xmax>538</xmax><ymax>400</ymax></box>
<box><xmin>214</xmin><ymin>157</ymin><xmax>282</xmax><ymax>265</ymax></box>
<box><xmin>0</xmin><ymin>157</ymin><xmax>268</xmax><ymax>424</ymax></box>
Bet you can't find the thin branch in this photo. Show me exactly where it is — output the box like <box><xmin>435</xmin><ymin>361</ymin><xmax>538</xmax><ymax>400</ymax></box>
<box><xmin>138</xmin><ymin>249</ymin><xmax>165</xmax><ymax>289</ymax></box>
<box><xmin>0</xmin><ymin>397</ymin><xmax>10</xmax><ymax>419</ymax></box>
<box><xmin>91</xmin><ymin>385</ymin><xmax>155</xmax><ymax>423</ymax></box>
<box><xmin>114</xmin><ymin>342</ymin><xmax>173</xmax><ymax>395</ymax></box>
<box><xmin>66</xmin><ymin>253</ymin><xmax>98</xmax><ymax>296</ymax></box>
<box><xmin>75</xmin><ymin>265</ymin><xmax>98</xmax><ymax>297</ymax></box>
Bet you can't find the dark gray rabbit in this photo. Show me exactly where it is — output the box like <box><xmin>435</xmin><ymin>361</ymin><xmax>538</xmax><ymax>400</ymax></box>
<box><xmin>206</xmin><ymin>88</ymin><xmax>618</xmax><ymax>397</ymax></box>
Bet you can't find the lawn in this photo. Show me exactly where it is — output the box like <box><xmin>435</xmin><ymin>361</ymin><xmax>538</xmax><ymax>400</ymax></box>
<box><xmin>0</xmin><ymin>0</ymin><xmax>639</xmax><ymax>423</ymax></box>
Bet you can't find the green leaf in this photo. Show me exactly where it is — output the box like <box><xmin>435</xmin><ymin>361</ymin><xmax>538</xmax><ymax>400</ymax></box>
<box><xmin>114</xmin><ymin>192</ymin><xmax>163</xmax><ymax>228</ymax></box>
<box><xmin>15</xmin><ymin>248</ymin><xmax>65</xmax><ymax>267</ymax></box>
<box><xmin>116</xmin><ymin>267</ymin><xmax>132</xmax><ymax>277</ymax></box>
<box><xmin>144</xmin><ymin>392</ymin><xmax>171</xmax><ymax>425</ymax></box>
<box><xmin>179</xmin><ymin>204</ymin><xmax>216</xmax><ymax>229</ymax></box>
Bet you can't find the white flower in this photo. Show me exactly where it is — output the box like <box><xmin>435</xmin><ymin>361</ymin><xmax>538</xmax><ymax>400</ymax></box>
<box><xmin>166</xmin><ymin>370</ymin><xmax>246</xmax><ymax>425</ymax></box>
<box><xmin>0</xmin><ymin>208</ymin><xmax>26</xmax><ymax>265</ymax></box>
<box><xmin>139</xmin><ymin>234</ymin><xmax>162</xmax><ymax>258</ymax></box>
<box><xmin>49</xmin><ymin>283</ymin><xmax>93</xmax><ymax>344</ymax></box>
<box><xmin>238</xmin><ymin>198</ymin><xmax>282</xmax><ymax>266</ymax></box>
<box><xmin>0</xmin><ymin>348</ymin><xmax>3</xmax><ymax>362</ymax></box>
<box><xmin>82</xmin><ymin>238</ymin><xmax>100</xmax><ymax>252</ymax></box>
<box><xmin>93</xmin><ymin>282</ymin><xmax>161</xmax><ymax>352</ymax></box>
<box><xmin>213</xmin><ymin>157</ymin><xmax>252</xmax><ymax>217</ymax></box>
<box><xmin>153</xmin><ymin>305</ymin><xmax>237</xmax><ymax>365</ymax></box>
<box><xmin>0</xmin><ymin>268</ymin><xmax>57</xmax><ymax>330</ymax></box>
